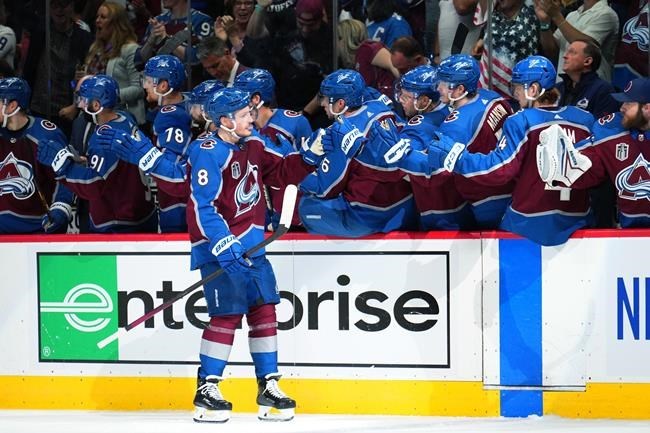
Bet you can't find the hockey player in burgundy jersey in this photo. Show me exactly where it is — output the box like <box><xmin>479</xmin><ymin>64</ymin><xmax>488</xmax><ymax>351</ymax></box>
<box><xmin>0</xmin><ymin>77</ymin><xmax>73</xmax><ymax>234</ymax></box>
<box><xmin>299</xmin><ymin>69</ymin><xmax>417</xmax><ymax>237</ymax></box>
<box><xmin>538</xmin><ymin>77</ymin><xmax>650</xmax><ymax>228</ymax></box>
<box><xmin>373</xmin><ymin>65</ymin><xmax>474</xmax><ymax>230</ymax></box>
<box><xmin>186</xmin><ymin>88</ymin><xmax>329</xmax><ymax>423</ymax></box>
<box><xmin>235</xmin><ymin>68</ymin><xmax>313</xmax><ymax>229</ymax></box>
<box><xmin>434</xmin><ymin>54</ymin><xmax>514</xmax><ymax>229</ymax></box>
<box><xmin>428</xmin><ymin>56</ymin><xmax>596</xmax><ymax>246</ymax></box>
<box><xmin>143</xmin><ymin>55</ymin><xmax>193</xmax><ymax>232</ymax></box>
<box><xmin>37</xmin><ymin>75</ymin><xmax>157</xmax><ymax>233</ymax></box>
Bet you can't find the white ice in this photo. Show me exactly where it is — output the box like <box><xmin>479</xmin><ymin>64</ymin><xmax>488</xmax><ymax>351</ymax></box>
<box><xmin>1</xmin><ymin>411</ymin><xmax>650</xmax><ymax>433</ymax></box>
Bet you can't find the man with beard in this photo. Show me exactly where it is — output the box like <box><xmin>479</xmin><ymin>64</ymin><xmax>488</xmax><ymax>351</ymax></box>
<box><xmin>537</xmin><ymin>77</ymin><xmax>650</xmax><ymax>228</ymax></box>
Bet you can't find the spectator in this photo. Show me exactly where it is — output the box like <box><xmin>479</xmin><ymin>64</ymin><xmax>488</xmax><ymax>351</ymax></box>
<box><xmin>271</xmin><ymin>0</ymin><xmax>333</xmax><ymax>112</ymax></box>
<box><xmin>135</xmin><ymin>0</ymin><xmax>213</xmax><ymax>69</ymax></box>
<box><xmin>434</xmin><ymin>0</ymin><xmax>483</xmax><ymax>62</ymax></box>
<box><xmin>558</xmin><ymin>39</ymin><xmax>619</xmax><ymax>118</ymax></box>
<box><xmin>337</xmin><ymin>18</ymin><xmax>399</xmax><ymax>98</ymax></box>
<box><xmin>0</xmin><ymin>0</ymin><xmax>16</xmax><ymax>68</ymax></box>
<box><xmin>74</xmin><ymin>1</ymin><xmax>145</xmax><ymax>125</ymax></box>
<box><xmin>365</xmin><ymin>0</ymin><xmax>412</xmax><ymax>48</ymax></box>
<box><xmin>214</xmin><ymin>0</ymin><xmax>272</xmax><ymax>69</ymax></box>
<box><xmin>535</xmin><ymin>0</ymin><xmax>619</xmax><ymax>82</ymax></box>
<box><xmin>474</xmin><ymin>0</ymin><xmax>540</xmax><ymax>102</ymax></box>
<box><xmin>128</xmin><ymin>0</ymin><xmax>163</xmax><ymax>42</ymax></box>
<box><xmin>197</xmin><ymin>36</ymin><xmax>249</xmax><ymax>84</ymax></box>
<box><xmin>23</xmin><ymin>0</ymin><xmax>93</xmax><ymax>137</ymax></box>
<box><xmin>390</xmin><ymin>36</ymin><xmax>428</xmax><ymax>76</ymax></box>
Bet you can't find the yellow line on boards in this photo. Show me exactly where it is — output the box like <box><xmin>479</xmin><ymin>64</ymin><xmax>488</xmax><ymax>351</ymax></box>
<box><xmin>0</xmin><ymin>376</ymin><xmax>498</xmax><ymax>416</ymax></box>
<box><xmin>543</xmin><ymin>383</ymin><xmax>650</xmax><ymax>419</ymax></box>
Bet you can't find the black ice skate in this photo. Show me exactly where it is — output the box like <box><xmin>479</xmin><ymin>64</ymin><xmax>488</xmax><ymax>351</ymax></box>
<box><xmin>193</xmin><ymin>375</ymin><xmax>232</xmax><ymax>423</ymax></box>
<box><xmin>256</xmin><ymin>373</ymin><xmax>296</xmax><ymax>421</ymax></box>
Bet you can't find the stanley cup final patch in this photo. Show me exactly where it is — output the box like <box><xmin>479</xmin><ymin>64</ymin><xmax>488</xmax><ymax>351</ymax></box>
<box><xmin>616</xmin><ymin>143</ymin><xmax>629</xmax><ymax>161</ymax></box>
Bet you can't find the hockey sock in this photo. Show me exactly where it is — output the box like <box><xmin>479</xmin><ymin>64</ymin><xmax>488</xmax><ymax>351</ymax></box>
<box><xmin>246</xmin><ymin>304</ymin><xmax>278</xmax><ymax>378</ymax></box>
<box><xmin>199</xmin><ymin>314</ymin><xmax>242</xmax><ymax>378</ymax></box>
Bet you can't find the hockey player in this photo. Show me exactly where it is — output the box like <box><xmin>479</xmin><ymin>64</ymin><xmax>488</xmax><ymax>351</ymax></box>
<box><xmin>537</xmin><ymin>77</ymin><xmax>650</xmax><ymax>228</ymax></box>
<box><xmin>0</xmin><ymin>77</ymin><xmax>73</xmax><ymax>234</ymax></box>
<box><xmin>143</xmin><ymin>54</ymin><xmax>193</xmax><ymax>232</ymax></box>
<box><xmin>187</xmin><ymin>87</ymin><xmax>330</xmax><ymax>422</ymax></box>
<box><xmin>188</xmin><ymin>79</ymin><xmax>225</xmax><ymax>137</ymax></box>
<box><xmin>299</xmin><ymin>69</ymin><xmax>417</xmax><ymax>237</ymax></box>
<box><xmin>234</xmin><ymin>68</ymin><xmax>313</xmax><ymax>229</ymax></box>
<box><xmin>373</xmin><ymin>65</ymin><xmax>474</xmax><ymax>230</ymax></box>
<box><xmin>37</xmin><ymin>75</ymin><xmax>157</xmax><ymax>233</ymax></box>
<box><xmin>434</xmin><ymin>54</ymin><xmax>514</xmax><ymax>229</ymax></box>
<box><xmin>427</xmin><ymin>56</ymin><xmax>596</xmax><ymax>246</ymax></box>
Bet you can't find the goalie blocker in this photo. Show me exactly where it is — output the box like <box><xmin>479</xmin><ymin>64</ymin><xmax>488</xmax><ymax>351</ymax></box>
<box><xmin>537</xmin><ymin>123</ymin><xmax>593</xmax><ymax>188</ymax></box>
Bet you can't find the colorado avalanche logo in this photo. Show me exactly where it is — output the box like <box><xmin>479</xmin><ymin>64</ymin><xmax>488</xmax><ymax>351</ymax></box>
<box><xmin>621</xmin><ymin>8</ymin><xmax>649</xmax><ymax>52</ymax></box>
<box><xmin>614</xmin><ymin>154</ymin><xmax>650</xmax><ymax>201</ymax></box>
<box><xmin>0</xmin><ymin>152</ymin><xmax>35</xmax><ymax>200</ymax></box>
<box><xmin>234</xmin><ymin>161</ymin><xmax>261</xmax><ymax>217</ymax></box>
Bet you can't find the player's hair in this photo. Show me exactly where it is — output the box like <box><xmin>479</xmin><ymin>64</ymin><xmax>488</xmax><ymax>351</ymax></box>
<box><xmin>537</xmin><ymin>87</ymin><xmax>560</xmax><ymax>106</ymax></box>
<box><xmin>337</xmin><ymin>19</ymin><xmax>368</xmax><ymax>69</ymax></box>
<box><xmin>85</xmin><ymin>1</ymin><xmax>137</xmax><ymax>64</ymax></box>
<box><xmin>576</xmin><ymin>38</ymin><xmax>602</xmax><ymax>72</ymax></box>
<box><xmin>197</xmin><ymin>36</ymin><xmax>230</xmax><ymax>61</ymax></box>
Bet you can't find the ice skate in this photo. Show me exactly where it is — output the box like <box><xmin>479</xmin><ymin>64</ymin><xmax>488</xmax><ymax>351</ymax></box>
<box><xmin>193</xmin><ymin>375</ymin><xmax>232</xmax><ymax>423</ymax></box>
<box><xmin>256</xmin><ymin>373</ymin><xmax>296</xmax><ymax>421</ymax></box>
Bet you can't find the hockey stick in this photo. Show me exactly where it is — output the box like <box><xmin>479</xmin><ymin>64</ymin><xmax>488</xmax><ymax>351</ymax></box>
<box><xmin>97</xmin><ymin>184</ymin><xmax>298</xmax><ymax>349</ymax></box>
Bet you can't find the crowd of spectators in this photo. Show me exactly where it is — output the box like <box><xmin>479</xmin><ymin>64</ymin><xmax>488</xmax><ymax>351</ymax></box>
<box><xmin>0</xmin><ymin>0</ymin><xmax>648</xmax><ymax>241</ymax></box>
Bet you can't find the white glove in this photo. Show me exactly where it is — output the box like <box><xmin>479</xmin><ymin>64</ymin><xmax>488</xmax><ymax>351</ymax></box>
<box><xmin>537</xmin><ymin>124</ymin><xmax>592</xmax><ymax>187</ymax></box>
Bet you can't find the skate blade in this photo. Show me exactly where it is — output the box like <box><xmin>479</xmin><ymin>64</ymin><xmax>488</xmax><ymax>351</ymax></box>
<box><xmin>257</xmin><ymin>405</ymin><xmax>295</xmax><ymax>422</ymax></box>
<box><xmin>193</xmin><ymin>406</ymin><xmax>231</xmax><ymax>423</ymax></box>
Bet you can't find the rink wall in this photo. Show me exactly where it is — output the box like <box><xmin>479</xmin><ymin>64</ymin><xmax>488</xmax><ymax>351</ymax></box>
<box><xmin>0</xmin><ymin>230</ymin><xmax>649</xmax><ymax>419</ymax></box>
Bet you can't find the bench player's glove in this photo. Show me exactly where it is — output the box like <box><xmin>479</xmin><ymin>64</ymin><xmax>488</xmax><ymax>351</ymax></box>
<box><xmin>95</xmin><ymin>128</ymin><xmax>162</xmax><ymax>173</ymax></box>
<box><xmin>41</xmin><ymin>202</ymin><xmax>72</xmax><ymax>233</ymax></box>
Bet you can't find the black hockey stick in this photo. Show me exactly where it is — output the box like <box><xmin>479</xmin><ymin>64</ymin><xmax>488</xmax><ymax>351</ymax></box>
<box><xmin>97</xmin><ymin>184</ymin><xmax>298</xmax><ymax>349</ymax></box>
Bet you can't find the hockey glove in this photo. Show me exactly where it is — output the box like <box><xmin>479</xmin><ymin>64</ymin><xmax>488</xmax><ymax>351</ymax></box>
<box><xmin>428</xmin><ymin>133</ymin><xmax>466</xmax><ymax>172</ymax></box>
<box><xmin>366</xmin><ymin>118</ymin><xmax>409</xmax><ymax>164</ymax></box>
<box><xmin>330</xmin><ymin>116</ymin><xmax>364</xmax><ymax>158</ymax></box>
<box><xmin>95</xmin><ymin>128</ymin><xmax>163</xmax><ymax>173</ymax></box>
<box><xmin>211</xmin><ymin>234</ymin><xmax>252</xmax><ymax>275</ymax></box>
<box><xmin>301</xmin><ymin>129</ymin><xmax>328</xmax><ymax>166</ymax></box>
<box><xmin>41</xmin><ymin>202</ymin><xmax>72</xmax><ymax>234</ymax></box>
<box><xmin>537</xmin><ymin>124</ymin><xmax>592</xmax><ymax>187</ymax></box>
<box><xmin>37</xmin><ymin>140</ymin><xmax>74</xmax><ymax>175</ymax></box>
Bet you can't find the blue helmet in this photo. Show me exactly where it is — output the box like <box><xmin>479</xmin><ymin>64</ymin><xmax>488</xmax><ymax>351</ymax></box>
<box><xmin>234</xmin><ymin>69</ymin><xmax>276</xmax><ymax>104</ymax></box>
<box><xmin>0</xmin><ymin>77</ymin><xmax>31</xmax><ymax>109</ymax></box>
<box><xmin>205</xmin><ymin>88</ymin><xmax>250</xmax><ymax>125</ymax></box>
<box><xmin>437</xmin><ymin>54</ymin><xmax>480</xmax><ymax>93</ymax></box>
<box><xmin>400</xmin><ymin>65</ymin><xmax>440</xmax><ymax>99</ymax></box>
<box><xmin>320</xmin><ymin>69</ymin><xmax>365</xmax><ymax>108</ymax></box>
<box><xmin>144</xmin><ymin>54</ymin><xmax>187</xmax><ymax>90</ymax></box>
<box><xmin>190</xmin><ymin>80</ymin><xmax>226</xmax><ymax>107</ymax></box>
<box><xmin>512</xmin><ymin>55</ymin><xmax>557</xmax><ymax>91</ymax></box>
<box><xmin>78</xmin><ymin>74</ymin><xmax>119</xmax><ymax>109</ymax></box>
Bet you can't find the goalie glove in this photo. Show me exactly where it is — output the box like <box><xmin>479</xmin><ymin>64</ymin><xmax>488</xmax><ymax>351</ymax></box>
<box><xmin>536</xmin><ymin>124</ymin><xmax>592</xmax><ymax>187</ymax></box>
<box><xmin>95</xmin><ymin>128</ymin><xmax>163</xmax><ymax>173</ymax></box>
